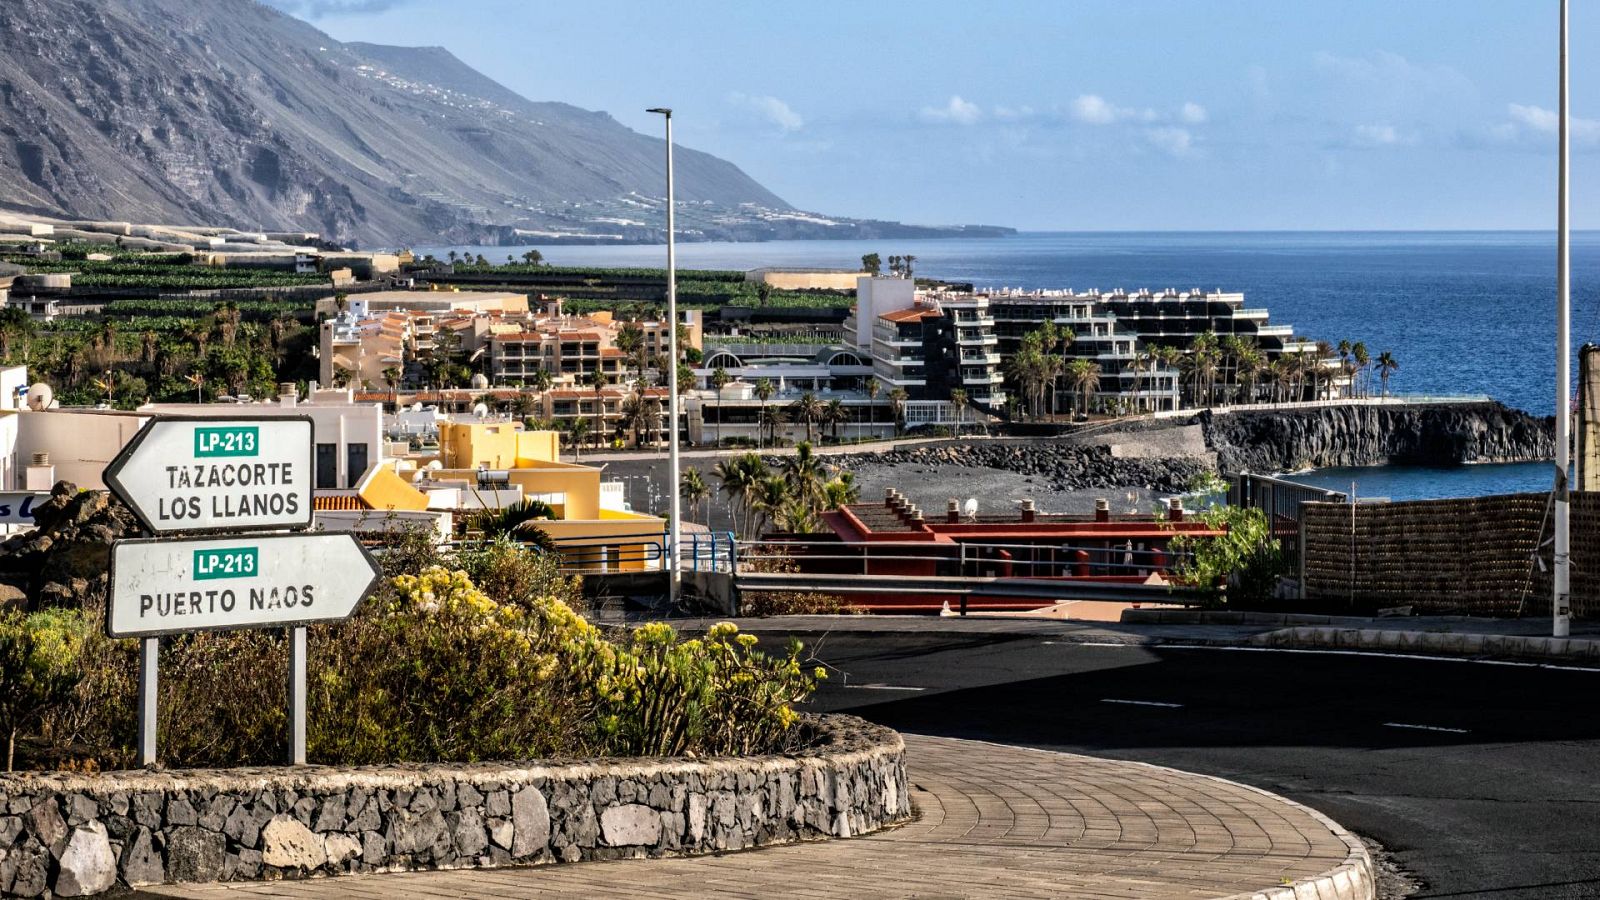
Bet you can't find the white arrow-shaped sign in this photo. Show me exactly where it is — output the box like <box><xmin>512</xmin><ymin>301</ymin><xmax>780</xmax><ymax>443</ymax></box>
<box><xmin>108</xmin><ymin>533</ymin><xmax>381</xmax><ymax>638</ymax></box>
<box><xmin>105</xmin><ymin>416</ymin><xmax>315</xmax><ymax>535</ymax></box>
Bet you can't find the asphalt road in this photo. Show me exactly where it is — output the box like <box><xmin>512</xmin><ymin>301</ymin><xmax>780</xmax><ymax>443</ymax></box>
<box><xmin>787</xmin><ymin>632</ymin><xmax>1600</xmax><ymax>899</ymax></box>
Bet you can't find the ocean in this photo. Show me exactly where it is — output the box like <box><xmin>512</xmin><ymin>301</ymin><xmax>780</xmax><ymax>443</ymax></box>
<box><xmin>424</xmin><ymin>231</ymin><xmax>1600</xmax><ymax>501</ymax></box>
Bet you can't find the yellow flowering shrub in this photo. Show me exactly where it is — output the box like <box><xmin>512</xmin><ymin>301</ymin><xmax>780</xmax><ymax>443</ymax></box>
<box><xmin>310</xmin><ymin>566</ymin><xmax>820</xmax><ymax>763</ymax></box>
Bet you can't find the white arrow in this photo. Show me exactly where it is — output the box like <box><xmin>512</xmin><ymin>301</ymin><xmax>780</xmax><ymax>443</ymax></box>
<box><xmin>105</xmin><ymin>416</ymin><xmax>314</xmax><ymax>535</ymax></box>
<box><xmin>108</xmin><ymin>533</ymin><xmax>380</xmax><ymax>638</ymax></box>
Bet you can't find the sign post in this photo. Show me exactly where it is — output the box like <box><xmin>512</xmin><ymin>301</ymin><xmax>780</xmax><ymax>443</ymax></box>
<box><xmin>104</xmin><ymin>416</ymin><xmax>378</xmax><ymax>766</ymax></box>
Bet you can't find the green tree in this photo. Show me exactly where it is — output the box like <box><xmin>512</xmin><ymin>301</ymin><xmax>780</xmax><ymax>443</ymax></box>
<box><xmin>824</xmin><ymin>398</ymin><xmax>848</xmax><ymax>442</ymax></box>
<box><xmin>754</xmin><ymin>377</ymin><xmax>776</xmax><ymax>449</ymax></box>
<box><xmin>1376</xmin><ymin>350</ymin><xmax>1398</xmax><ymax>397</ymax></box>
<box><xmin>521</xmin><ymin>249</ymin><xmax>544</xmax><ymax>265</ymax></box>
<box><xmin>680</xmin><ymin>466</ymin><xmax>710</xmax><ymax>524</ymax></box>
<box><xmin>789</xmin><ymin>391</ymin><xmax>824</xmax><ymax>444</ymax></box>
<box><xmin>949</xmin><ymin>388</ymin><xmax>968</xmax><ymax>435</ymax></box>
<box><xmin>860</xmin><ymin>253</ymin><xmax>881</xmax><ymax>275</ymax></box>
<box><xmin>565</xmin><ymin>415</ymin><xmax>590</xmax><ymax>462</ymax></box>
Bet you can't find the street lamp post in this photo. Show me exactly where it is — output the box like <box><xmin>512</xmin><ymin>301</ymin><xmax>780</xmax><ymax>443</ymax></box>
<box><xmin>647</xmin><ymin>107</ymin><xmax>682</xmax><ymax>607</ymax></box>
<box><xmin>1554</xmin><ymin>0</ymin><xmax>1572</xmax><ymax>637</ymax></box>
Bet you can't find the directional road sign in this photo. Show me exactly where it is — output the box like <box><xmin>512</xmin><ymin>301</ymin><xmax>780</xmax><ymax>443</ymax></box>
<box><xmin>105</xmin><ymin>416</ymin><xmax>314</xmax><ymax>535</ymax></box>
<box><xmin>107</xmin><ymin>533</ymin><xmax>380</xmax><ymax>638</ymax></box>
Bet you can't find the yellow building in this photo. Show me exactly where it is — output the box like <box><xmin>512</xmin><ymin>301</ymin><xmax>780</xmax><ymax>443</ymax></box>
<box><xmin>430</xmin><ymin>421</ymin><xmax>665</xmax><ymax>571</ymax></box>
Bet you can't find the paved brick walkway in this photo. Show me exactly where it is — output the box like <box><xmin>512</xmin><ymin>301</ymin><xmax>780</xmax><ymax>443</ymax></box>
<box><xmin>138</xmin><ymin>736</ymin><xmax>1368</xmax><ymax>899</ymax></box>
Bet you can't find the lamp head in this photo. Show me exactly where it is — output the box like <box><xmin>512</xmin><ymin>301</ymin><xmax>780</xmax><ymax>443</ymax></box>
<box><xmin>646</xmin><ymin>107</ymin><xmax>672</xmax><ymax>117</ymax></box>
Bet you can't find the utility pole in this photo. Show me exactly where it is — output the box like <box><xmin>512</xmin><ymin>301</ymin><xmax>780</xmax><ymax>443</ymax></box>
<box><xmin>647</xmin><ymin>107</ymin><xmax>682</xmax><ymax>607</ymax></box>
<box><xmin>1554</xmin><ymin>0</ymin><xmax>1572</xmax><ymax>637</ymax></box>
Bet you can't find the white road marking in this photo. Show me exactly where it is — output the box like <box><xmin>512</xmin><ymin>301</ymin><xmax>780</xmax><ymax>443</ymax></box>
<box><xmin>1160</xmin><ymin>644</ymin><xmax>1600</xmax><ymax>673</ymax></box>
<box><xmin>844</xmin><ymin>683</ymin><xmax>926</xmax><ymax>692</ymax></box>
<box><xmin>1384</xmin><ymin>722</ymin><xmax>1471</xmax><ymax>734</ymax></box>
<box><xmin>1101</xmin><ymin>698</ymin><xmax>1184</xmax><ymax>708</ymax></box>
<box><xmin>1043</xmin><ymin>641</ymin><xmax>1138</xmax><ymax>648</ymax></box>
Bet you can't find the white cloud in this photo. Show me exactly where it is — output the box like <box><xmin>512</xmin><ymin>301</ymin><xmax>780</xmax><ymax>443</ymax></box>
<box><xmin>920</xmin><ymin>95</ymin><xmax>983</xmax><ymax>126</ymax></box>
<box><xmin>1145</xmin><ymin>127</ymin><xmax>1194</xmax><ymax>156</ymax></box>
<box><xmin>1501</xmin><ymin>103</ymin><xmax>1600</xmax><ymax>146</ymax></box>
<box><xmin>1071</xmin><ymin>94</ymin><xmax>1159</xmax><ymax>125</ymax></box>
<box><xmin>1071</xmin><ymin>94</ymin><xmax>1118</xmax><ymax>125</ymax></box>
<box><xmin>1180</xmin><ymin>102</ymin><xmax>1208</xmax><ymax>124</ymax></box>
<box><xmin>1353</xmin><ymin>124</ymin><xmax>1403</xmax><ymax>146</ymax></box>
<box><xmin>726</xmin><ymin>93</ymin><xmax>804</xmax><ymax>132</ymax></box>
<box><xmin>1508</xmin><ymin>103</ymin><xmax>1559</xmax><ymax>133</ymax></box>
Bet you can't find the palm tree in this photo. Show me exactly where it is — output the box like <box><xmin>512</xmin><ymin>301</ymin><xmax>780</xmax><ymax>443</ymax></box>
<box><xmin>865</xmin><ymin>378</ymin><xmax>882</xmax><ymax>437</ymax></box>
<box><xmin>714</xmin><ymin>453</ymin><xmax>767</xmax><ymax>539</ymax></box>
<box><xmin>710</xmin><ymin>366</ymin><xmax>732</xmax><ymax>447</ymax></box>
<box><xmin>472</xmin><ymin>499</ymin><xmax>557</xmax><ymax>545</ymax></box>
<box><xmin>949</xmin><ymin>388</ymin><xmax>968</xmax><ymax>435</ymax></box>
<box><xmin>781</xmin><ymin>442</ymin><xmax>828</xmax><ymax>510</ymax></box>
<box><xmin>680</xmin><ymin>467</ymin><xmax>709</xmax><ymax>525</ymax></box>
<box><xmin>1376</xmin><ymin>351</ymin><xmax>1399</xmax><ymax>396</ymax></box>
<box><xmin>615</xmin><ymin>323</ymin><xmax>645</xmax><ymax>382</ymax></box>
<box><xmin>887</xmin><ymin>387</ymin><xmax>908</xmax><ymax>435</ymax></box>
<box><xmin>381</xmin><ymin>365</ymin><xmax>401</xmax><ymax>408</ymax></box>
<box><xmin>1351</xmin><ymin>342</ymin><xmax>1371</xmax><ymax>399</ymax></box>
<box><xmin>532</xmin><ymin>368</ymin><xmax>554</xmax><ymax>394</ymax></box>
<box><xmin>751</xmin><ymin>475</ymin><xmax>792</xmax><ymax>536</ymax></box>
<box><xmin>823</xmin><ymin>470</ymin><xmax>860</xmax><ymax>510</ymax></box>
<box><xmin>754</xmin><ymin>377</ymin><xmax>776</xmax><ymax>449</ymax></box>
<box><xmin>824</xmin><ymin>398</ymin><xmax>848</xmax><ymax>443</ymax></box>
<box><xmin>565</xmin><ymin>416</ymin><xmax>590</xmax><ymax>462</ymax></box>
<box><xmin>789</xmin><ymin>391</ymin><xmax>825</xmax><ymax>443</ymax></box>
<box><xmin>1065</xmin><ymin>359</ymin><xmax>1101</xmax><ymax>417</ymax></box>
<box><xmin>901</xmin><ymin>254</ymin><xmax>917</xmax><ymax>278</ymax></box>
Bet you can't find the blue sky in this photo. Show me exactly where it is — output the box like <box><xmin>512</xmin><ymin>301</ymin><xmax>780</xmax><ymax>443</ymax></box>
<box><xmin>267</xmin><ymin>0</ymin><xmax>1597</xmax><ymax>231</ymax></box>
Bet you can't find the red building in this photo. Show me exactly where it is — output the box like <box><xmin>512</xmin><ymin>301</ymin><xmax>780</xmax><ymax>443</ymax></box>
<box><xmin>760</xmin><ymin>490</ymin><xmax>1223</xmax><ymax>611</ymax></box>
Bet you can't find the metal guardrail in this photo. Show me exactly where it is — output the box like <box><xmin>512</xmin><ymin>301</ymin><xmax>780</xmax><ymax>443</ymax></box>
<box><xmin>733</xmin><ymin>572</ymin><xmax>1198</xmax><ymax>611</ymax></box>
<box><xmin>740</xmin><ymin>538</ymin><xmax>1195</xmax><ymax>578</ymax></box>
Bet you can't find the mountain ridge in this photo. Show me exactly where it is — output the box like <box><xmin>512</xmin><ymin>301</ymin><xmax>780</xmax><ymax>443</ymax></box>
<box><xmin>0</xmin><ymin>0</ymin><xmax>1009</xmax><ymax>248</ymax></box>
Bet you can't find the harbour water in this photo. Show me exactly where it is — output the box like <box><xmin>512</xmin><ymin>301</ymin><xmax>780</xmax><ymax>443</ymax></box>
<box><xmin>426</xmin><ymin>231</ymin><xmax>1598</xmax><ymax>500</ymax></box>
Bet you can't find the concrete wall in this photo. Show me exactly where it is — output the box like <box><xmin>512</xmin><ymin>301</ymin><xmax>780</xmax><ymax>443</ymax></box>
<box><xmin>13</xmin><ymin>411</ymin><xmax>148</xmax><ymax>490</ymax></box>
<box><xmin>0</xmin><ymin>715</ymin><xmax>907</xmax><ymax>897</ymax></box>
<box><xmin>746</xmin><ymin>270</ymin><xmax>862</xmax><ymax>291</ymax></box>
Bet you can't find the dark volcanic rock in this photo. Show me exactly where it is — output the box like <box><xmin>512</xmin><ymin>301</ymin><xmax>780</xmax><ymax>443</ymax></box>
<box><xmin>825</xmin><ymin>444</ymin><xmax>1209</xmax><ymax>494</ymax></box>
<box><xmin>1200</xmin><ymin>401</ymin><xmax>1555</xmax><ymax>474</ymax></box>
<box><xmin>0</xmin><ymin>483</ymin><xmax>142</xmax><ymax>610</ymax></box>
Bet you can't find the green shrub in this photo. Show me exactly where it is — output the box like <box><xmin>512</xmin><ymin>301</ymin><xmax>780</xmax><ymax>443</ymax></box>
<box><xmin>22</xmin><ymin>563</ymin><xmax>820</xmax><ymax>769</ymax></box>
<box><xmin>0</xmin><ymin>608</ymin><xmax>89</xmax><ymax>770</ymax></box>
<box><xmin>1168</xmin><ymin>505</ymin><xmax>1286</xmax><ymax>607</ymax></box>
<box><xmin>457</xmin><ymin>536</ymin><xmax>584</xmax><ymax>613</ymax></box>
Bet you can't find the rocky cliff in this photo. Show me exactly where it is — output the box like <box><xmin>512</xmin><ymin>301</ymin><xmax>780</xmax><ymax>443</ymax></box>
<box><xmin>1200</xmin><ymin>402</ymin><xmax>1555</xmax><ymax>474</ymax></box>
<box><xmin>0</xmin><ymin>0</ymin><xmax>1006</xmax><ymax>246</ymax></box>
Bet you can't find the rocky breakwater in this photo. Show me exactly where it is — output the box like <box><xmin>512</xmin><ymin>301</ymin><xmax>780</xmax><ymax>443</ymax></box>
<box><xmin>829</xmin><ymin>442</ymin><xmax>1210</xmax><ymax>494</ymax></box>
<box><xmin>1202</xmin><ymin>401</ymin><xmax>1555</xmax><ymax>474</ymax></box>
<box><xmin>0</xmin><ymin>484</ymin><xmax>142</xmax><ymax>613</ymax></box>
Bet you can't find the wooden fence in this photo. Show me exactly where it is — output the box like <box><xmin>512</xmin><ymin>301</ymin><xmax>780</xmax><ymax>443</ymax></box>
<box><xmin>1301</xmin><ymin>490</ymin><xmax>1600</xmax><ymax>617</ymax></box>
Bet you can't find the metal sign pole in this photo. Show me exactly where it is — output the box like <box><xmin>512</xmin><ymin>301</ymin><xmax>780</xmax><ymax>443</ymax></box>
<box><xmin>137</xmin><ymin>637</ymin><xmax>158</xmax><ymax>766</ymax></box>
<box><xmin>288</xmin><ymin>625</ymin><xmax>307</xmax><ymax>765</ymax></box>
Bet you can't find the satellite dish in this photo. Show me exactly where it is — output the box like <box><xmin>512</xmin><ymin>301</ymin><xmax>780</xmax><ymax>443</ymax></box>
<box><xmin>411</xmin><ymin>402</ymin><xmax>423</xmax><ymax>412</ymax></box>
<box><xmin>426</xmin><ymin>460</ymin><xmax>442</xmax><ymax>470</ymax></box>
<box><xmin>473</xmin><ymin>402</ymin><xmax>489</xmax><ymax>417</ymax></box>
<box><xmin>963</xmin><ymin>498</ymin><xmax>978</xmax><ymax>518</ymax></box>
<box><xmin>25</xmin><ymin>383</ymin><xmax>52</xmax><ymax>411</ymax></box>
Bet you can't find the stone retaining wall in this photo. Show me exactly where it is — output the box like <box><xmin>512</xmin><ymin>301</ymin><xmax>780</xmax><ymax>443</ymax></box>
<box><xmin>0</xmin><ymin>715</ymin><xmax>907</xmax><ymax>897</ymax></box>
